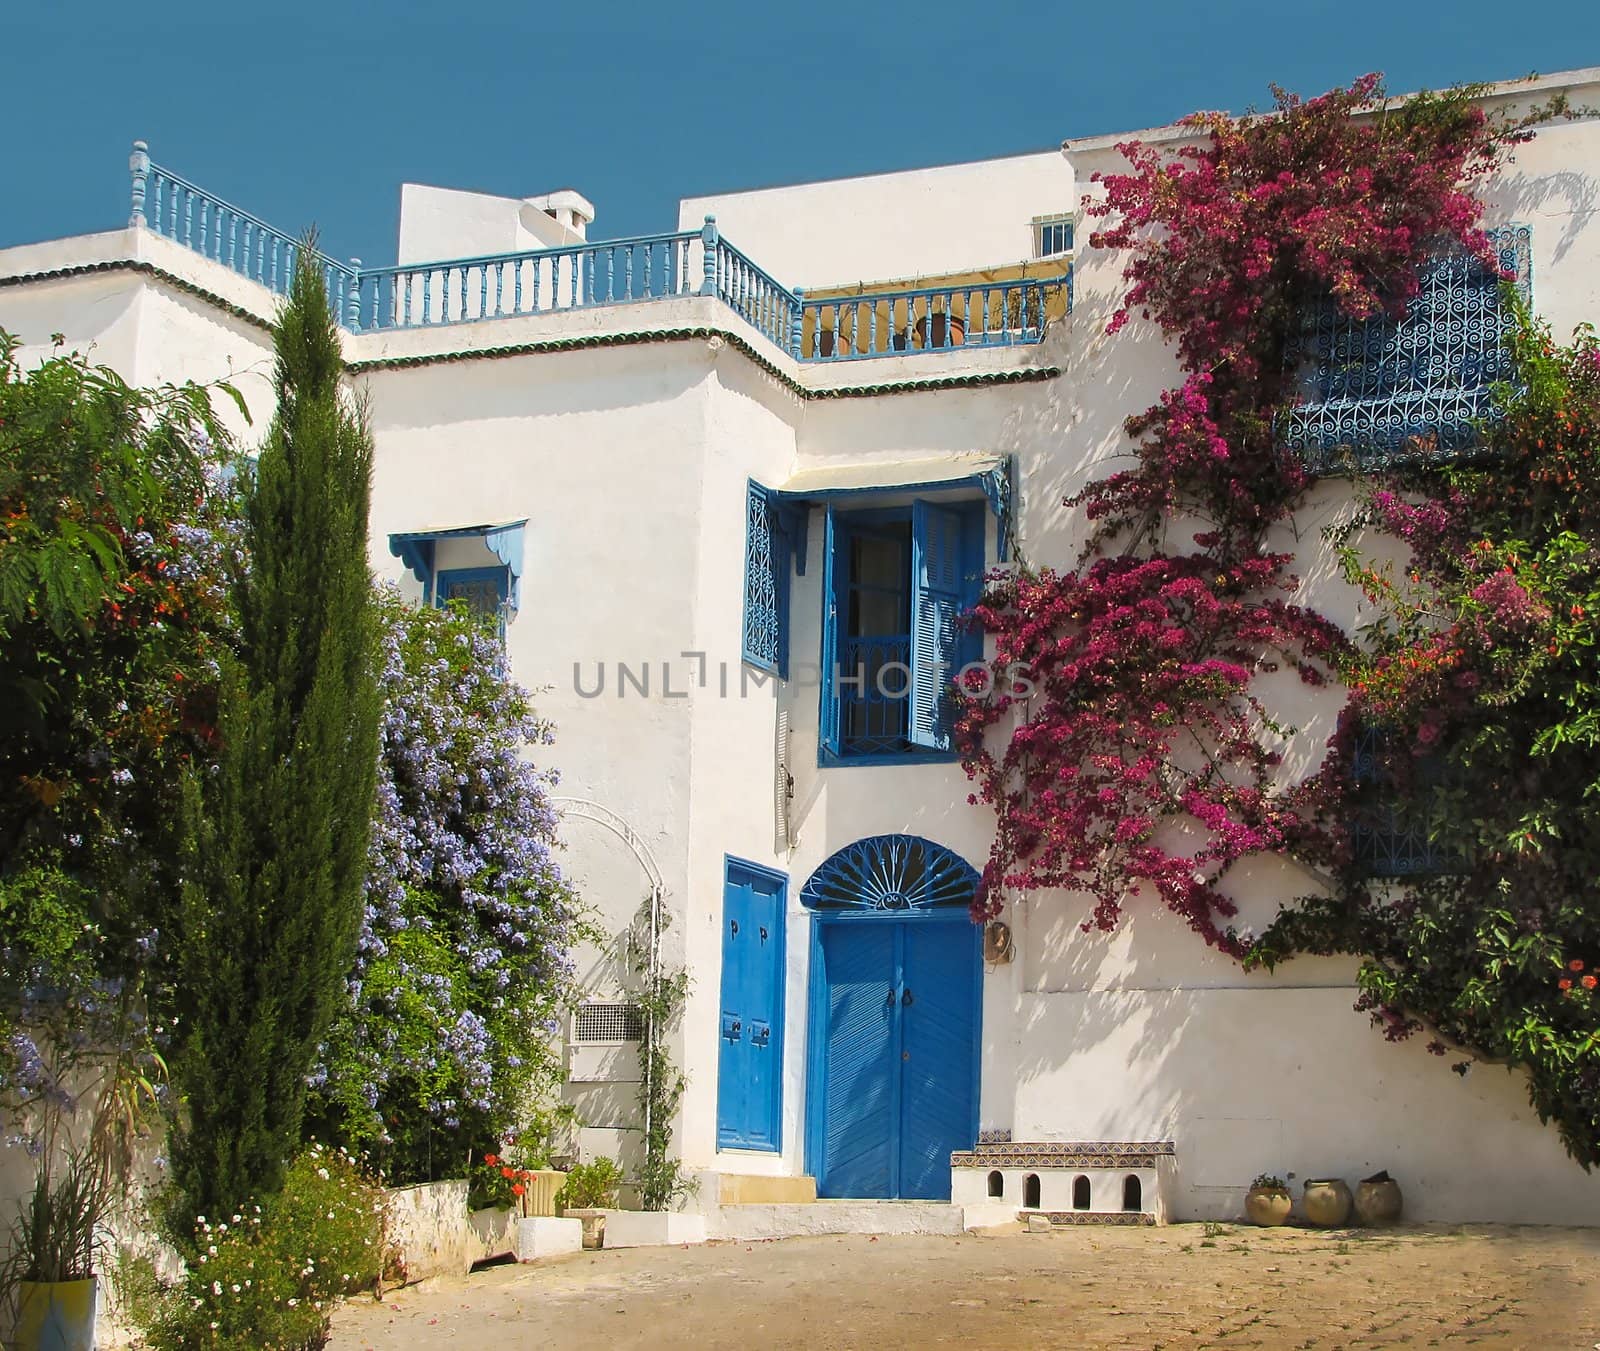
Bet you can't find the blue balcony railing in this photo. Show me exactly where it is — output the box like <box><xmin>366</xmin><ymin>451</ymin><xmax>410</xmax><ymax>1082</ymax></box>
<box><xmin>128</xmin><ymin>144</ymin><xmax>1063</xmax><ymax>362</ymax></box>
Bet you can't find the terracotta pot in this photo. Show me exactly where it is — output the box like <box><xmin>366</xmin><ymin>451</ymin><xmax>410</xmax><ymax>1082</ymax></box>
<box><xmin>1301</xmin><ymin>1178</ymin><xmax>1353</xmax><ymax>1227</ymax></box>
<box><xmin>913</xmin><ymin>313</ymin><xmax>966</xmax><ymax>349</ymax></box>
<box><xmin>1244</xmin><ymin>1185</ymin><xmax>1292</xmax><ymax>1226</ymax></box>
<box><xmin>16</xmin><ymin>1277</ymin><xmax>97</xmax><ymax>1351</ymax></box>
<box><xmin>1355</xmin><ymin>1177</ymin><xmax>1403</xmax><ymax>1226</ymax></box>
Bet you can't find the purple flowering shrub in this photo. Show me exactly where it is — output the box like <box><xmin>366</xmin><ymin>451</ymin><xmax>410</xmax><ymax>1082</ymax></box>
<box><xmin>308</xmin><ymin>589</ymin><xmax>579</xmax><ymax>1182</ymax></box>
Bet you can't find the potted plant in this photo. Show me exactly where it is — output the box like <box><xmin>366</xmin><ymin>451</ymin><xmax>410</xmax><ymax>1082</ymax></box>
<box><xmin>1</xmin><ymin>975</ymin><xmax>162</xmax><ymax>1351</ymax></box>
<box><xmin>555</xmin><ymin>1157</ymin><xmax>625</xmax><ymax>1249</ymax></box>
<box><xmin>7</xmin><ymin>1149</ymin><xmax>104</xmax><ymax>1351</ymax></box>
<box><xmin>1244</xmin><ymin>1173</ymin><xmax>1292</xmax><ymax>1226</ymax></box>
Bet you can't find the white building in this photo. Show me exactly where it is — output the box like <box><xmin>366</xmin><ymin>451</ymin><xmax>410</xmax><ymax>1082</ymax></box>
<box><xmin>4</xmin><ymin>67</ymin><xmax>1599</xmax><ymax>1230</ymax></box>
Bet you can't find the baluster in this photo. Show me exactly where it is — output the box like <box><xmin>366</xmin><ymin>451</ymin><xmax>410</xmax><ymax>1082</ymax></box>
<box><xmin>604</xmin><ymin>247</ymin><xmax>614</xmax><ymax>303</ymax></box>
<box><xmin>531</xmin><ymin>256</ymin><xmax>541</xmax><ymax>311</ymax></box>
<box><xmin>643</xmin><ymin>242</ymin><xmax>653</xmax><ymax>298</ymax></box>
<box><xmin>513</xmin><ymin>258</ymin><xmax>522</xmax><ymax>314</ymax></box>
<box><xmin>182</xmin><ymin>189</ymin><xmax>194</xmax><ymax>247</ymax></box>
<box><xmin>421</xmin><ymin>269</ymin><xmax>432</xmax><ymax>324</ymax></box>
<box><xmin>626</xmin><ymin>244</ymin><xmax>636</xmax><ymax>301</ymax></box>
<box><xmin>199</xmin><ymin>200</ymin><xmax>209</xmax><ymax>256</ymax></box>
<box><xmin>128</xmin><ymin>141</ymin><xmax>149</xmax><ymax>226</ymax></box>
<box><xmin>345</xmin><ymin>259</ymin><xmax>362</xmax><ymax>331</ymax></box>
<box><xmin>402</xmin><ymin>272</ymin><xmax>413</xmax><ymax>327</ymax></box>
<box><xmin>225</xmin><ymin>214</ymin><xmax>236</xmax><ymax>270</ymax></box>
<box><xmin>790</xmin><ymin>287</ymin><xmax>805</xmax><ymax>358</ymax></box>
<box><xmin>494</xmin><ymin>261</ymin><xmax>504</xmax><ymax>316</ymax></box>
<box><xmin>270</xmin><ymin>238</ymin><xmax>280</xmax><ymax>292</ymax></box>
<box><xmin>700</xmin><ymin>216</ymin><xmax>718</xmax><ymax>296</ymax></box>
<box><xmin>478</xmin><ymin>264</ymin><xmax>487</xmax><ymax>320</ymax></box>
<box><xmin>830</xmin><ymin>302</ymin><xmax>841</xmax><ymax>358</ymax></box>
<box><xmin>572</xmin><ymin>251</ymin><xmax>582</xmax><ymax>308</ymax></box>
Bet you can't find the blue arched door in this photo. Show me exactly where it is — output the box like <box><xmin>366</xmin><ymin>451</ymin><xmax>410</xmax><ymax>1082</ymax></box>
<box><xmin>802</xmin><ymin>836</ymin><xmax>982</xmax><ymax>1200</ymax></box>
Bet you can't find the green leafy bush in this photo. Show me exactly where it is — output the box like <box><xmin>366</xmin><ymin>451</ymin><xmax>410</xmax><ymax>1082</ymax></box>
<box><xmin>555</xmin><ymin>1157</ymin><xmax>623</xmax><ymax>1211</ymax></box>
<box><xmin>137</xmin><ymin>1144</ymin><xmax>385</xmax><ymax>1351</ymax></box>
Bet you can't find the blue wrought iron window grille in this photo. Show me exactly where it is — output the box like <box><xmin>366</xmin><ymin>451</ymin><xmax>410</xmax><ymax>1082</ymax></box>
<box><xmin>799</xmin><ymin>834</ymin><xmax>978</xmax><ymax>912</ymax></box>
<box><xmin>1280</xmin><ymin>225</ymin><xmax>1532</xmax><ymax>474</ymax></box>
<box><xmin>435</xmin><ymin>566</ymin><xmax>510</xmax><ymax>639</ymax></box>
<box><xmin>820</xmin><ymin>500</ymin><xmax>984</xmax><ymax>765</ymax></box>
<box><xmin>743</xmin><ymin>483</ymin><xmax>805</xmax><ymax>678</ymax></box>
<box><xmin>1349</xmin><ymin>724</ymin><xmax>1459</xmax><ymax>878</ymax></box>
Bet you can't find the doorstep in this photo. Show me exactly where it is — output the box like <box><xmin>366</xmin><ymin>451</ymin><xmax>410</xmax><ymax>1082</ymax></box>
<box><xmin>707</xmin><ymin>1200</ymin><xmax>968</xmax><ymax>1242</ymax></box>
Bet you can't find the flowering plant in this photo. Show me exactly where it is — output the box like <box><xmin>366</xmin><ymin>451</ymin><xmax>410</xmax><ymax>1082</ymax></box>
<box><xmin>466</xmin><ymin>1151</ymin><xmax>541</xmax><ymax>1213</ymax></box>
<box><xmin>132</xmin><ymin>1142</ymin><xmax>386</xmax><ymax>1350</ymax></box>
<box><xmin>308</xmin><ymin>590</ymin><xmax>581</xmax><ymax>1183</ymax></box>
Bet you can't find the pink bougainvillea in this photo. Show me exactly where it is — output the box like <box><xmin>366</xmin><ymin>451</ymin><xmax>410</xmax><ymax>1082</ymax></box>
<box><xmin>957</xmin><ymin>77</ymin><xmax>1536</xmax><ymax>944</ymax></box>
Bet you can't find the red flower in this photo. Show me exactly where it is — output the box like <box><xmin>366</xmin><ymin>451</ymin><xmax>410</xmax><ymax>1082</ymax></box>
<box><xmin>484</xmin><ymin>1154</ymin><xmax>499</xmax><ymax>1166</ymax></box>
<box><xmin>1584</xmin><ymin>975</ymin><xmax>1597</xmax><ymax>990</ymax></box>
<box><xmin>511</xmin><ymin>1183</ymin><xmax>524</xmax><ymax>1197</ymax></box>
<box><xmin>1570</xmin><ymin>959</ymin><xmax>1585</xmax><ymax>972</ymax></box>
<box><xmin>501</xmin><ymin>1166</ymin><xmax>514</xmax><ymax>1178</ymax></box>
<box><xmin>1559</xmin><ymin>978</ymin><xmax>1573</xmax><ymax>991</ymax></box>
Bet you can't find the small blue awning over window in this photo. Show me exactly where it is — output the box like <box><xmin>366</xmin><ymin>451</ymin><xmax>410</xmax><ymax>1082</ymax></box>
<box><xmin>388</xmin><ymin>519</ymin><xmax>527</xmax><ymax>609</ymax></box>
<box><xmin>769</xmin><ymin>454</ymin><xmax>1015</xmax><ymax>561</ymax></box>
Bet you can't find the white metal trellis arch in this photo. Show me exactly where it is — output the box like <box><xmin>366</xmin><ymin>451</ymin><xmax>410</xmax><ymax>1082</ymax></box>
<box><xmin>550</xmin><ymin>797</ymin><xmax>667</xmax><ymax>1146</ymax></box>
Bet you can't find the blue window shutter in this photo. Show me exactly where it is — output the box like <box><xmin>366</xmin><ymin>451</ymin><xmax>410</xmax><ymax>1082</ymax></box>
<box><xmin>819</xmin><ymin>505</ymin><xmax>841</xmax><ymax>758</ymax></box>
<box><xmin>743</xmin><ymin>483</ymin><xmax>785</xmax><ymax>675</ymax></box>
<box><xmin>909</xmin><ymin>501</ymin><xmax>963</xmax><ymax>751</ymax></box>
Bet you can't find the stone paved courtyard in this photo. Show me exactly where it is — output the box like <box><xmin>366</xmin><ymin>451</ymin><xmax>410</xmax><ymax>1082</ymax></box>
<box><xmin>328</xmin><ymin>1221</ymin><xmax>1600</xmax><ymax>1349</ymax></box>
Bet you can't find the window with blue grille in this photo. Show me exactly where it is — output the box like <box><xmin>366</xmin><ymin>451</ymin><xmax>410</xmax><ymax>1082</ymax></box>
<box><xmin>743</xmin><ymin>483</ymin><xmax>796</xmax><ymax>677</ymax></box>
<box><xmin>1280</xmin><ymin>225</ymin><xmax>1532</xmax><ymax>474</ymax></box>
<box><xmin>1033</xmin><ymin>215</ymin><xmax>1074</xmax><ymax>258</ymax></box>
<box><xmin>820</xmin><ymin>500</ymin><xmax>984</xmax><ymax>764</ymax></box>
<box><xmin>435</xmin><ymin>566</ymin><xmax>509</xmax><ymax>639</ymax></box>
<box><xmin>1349</xmin><ymin>724</ymin><xmax>1459</xmax><ymax>878</ymax></box>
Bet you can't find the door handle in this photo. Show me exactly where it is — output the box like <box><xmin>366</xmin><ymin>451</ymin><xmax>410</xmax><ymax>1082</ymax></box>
<box><xmin>885</xmin><ymin>988</ymin><xmax>896</xmax><ymax>1007</ymax></box>
<box><xmin>902</xmin><ymin>988</ymin><xmax>914</xmax><ymax>1007</ymax></box>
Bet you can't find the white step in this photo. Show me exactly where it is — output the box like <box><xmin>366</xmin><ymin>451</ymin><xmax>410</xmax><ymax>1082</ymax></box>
<box><xmin>708</xmin><ymin>1200</ymin><xmax>967</xmax><ymax>1242</ymax></box>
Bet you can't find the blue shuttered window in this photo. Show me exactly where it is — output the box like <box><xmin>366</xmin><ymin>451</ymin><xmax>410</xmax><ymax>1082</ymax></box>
<box><xmin>1281</xmin><ymin>225</ymin><xmax>1532</xmax><ymax>474</ymax></box>
<box><xmin>743</xmin><ymin>482</ymin><xmax>795</xmax><ymax>678</ymax></box>
<box><xmin>821</xmin><ymin>500</ymin><xmax>983</xmax><ymax>764</ymax></box>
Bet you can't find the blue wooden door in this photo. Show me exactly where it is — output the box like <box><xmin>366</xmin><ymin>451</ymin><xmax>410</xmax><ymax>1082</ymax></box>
<box><xmin>717</xmin><ymin>861</ymin><xmax>786</xmax><ymax>1151</ymax></box>
<box><xmin>811</xmin><ymin>917</ymin><xmax>978</xmax><ymax>1198</ymax></box>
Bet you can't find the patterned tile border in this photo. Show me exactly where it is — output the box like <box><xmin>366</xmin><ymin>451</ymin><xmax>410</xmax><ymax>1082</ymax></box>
<box><xmin>977</xmin><ymin>1128</ymin><xmax>1012</xmax><ymax>1144</ymax></box>
<box><xmin>951</xmin><ymin>1140</ymin><xmax>1175</xmax><ymax>1169</ymax></box>
<box><xmin>1021</xmin><ymin>1209</ymin><xmax>1157</xmax><ymax>1227</ymax></box>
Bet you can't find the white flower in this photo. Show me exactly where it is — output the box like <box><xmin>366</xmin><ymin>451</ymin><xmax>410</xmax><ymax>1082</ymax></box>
<box><xmin>317</xmin><ymin>1167</ymin><xmax>330</xmax><ymax>1180</ymax></box>
<box><xmin>288</xmin><ymin>1298</ymin><xmax>298</xmax><ymax>1308</ymax></box>
<box><xmin>212</xmin><ymin>1282</ymin><xmax>222</xmax><ymax>1296</ymax></box>
<box><xmin>231</xmin><ymin>1283</ymin><xmax>241</xmax><ymax>1294</ymax></box>
<box><xmin>208</xmin><ymin>1245</ymin><xmax>218</xmax><ymax>1256</ymax></box>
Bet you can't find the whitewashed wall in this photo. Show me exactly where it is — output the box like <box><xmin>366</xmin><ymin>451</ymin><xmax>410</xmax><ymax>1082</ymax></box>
<box><xmin>679</xmin><ymin>150</ymin><xmax>1074</xmax><ymax>289</ymax></box>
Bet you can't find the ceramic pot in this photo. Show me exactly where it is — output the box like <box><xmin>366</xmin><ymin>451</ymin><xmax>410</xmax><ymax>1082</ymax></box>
<box><xmin>15</xmin><ymin>1277</ymin><xmax>97</xmax><ymax>1351</ymax></box>
<box><xmin>563</xmin><ymin>1207</ymin><xmax>607</xmax><ymax>1249</ymax></box>
<box><xmin>1302</xmin><ymin>1178</ymin><xmax>1353</xmax><ymax>1227</ymax></box>
<box><xmin>1355</xmin><ymin>1177</ymin><xmax>1403</xmax><ymax>1226</ymax></box>
<box><xmin>522</xmin><ymin>1169</ymin><xmax>567</xmax><ymax>1218</ymax></box>
<box><xmin>1244</xmin><ymin>1186</ymin><xmax>1292</xmax><ymax>1226</ymax></box>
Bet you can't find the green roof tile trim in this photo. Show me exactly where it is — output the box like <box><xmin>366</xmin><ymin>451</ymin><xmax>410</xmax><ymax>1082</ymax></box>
<box><xmin>0</xmin><ymin>264</ymin><xmax>1060</xmax><ymax>401</ymax></box>
<box><xmin>349</xmin><ymin>330</ymin><xmax>1059</xmax><ymax>400</ymax></box>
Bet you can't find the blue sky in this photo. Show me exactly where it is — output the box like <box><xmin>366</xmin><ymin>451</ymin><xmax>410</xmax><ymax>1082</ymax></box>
<box><xmin>5</xmin><ymin>1</ymin><xmax>1596</xmax><ymax>263</ymax></box>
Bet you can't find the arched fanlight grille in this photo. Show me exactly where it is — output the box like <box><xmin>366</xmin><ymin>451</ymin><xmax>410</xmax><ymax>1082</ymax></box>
<box><xmin>800</xmin><ymin>834</ymin><xmax>978</xmax><ymax>912</ymax></box>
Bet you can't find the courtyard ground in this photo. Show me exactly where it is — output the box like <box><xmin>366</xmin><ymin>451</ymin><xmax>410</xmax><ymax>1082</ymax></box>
<box><xmin>328</xmin><ymin>1221</ymin><xmax>1600</xmax><ymax>1349</ymax></box>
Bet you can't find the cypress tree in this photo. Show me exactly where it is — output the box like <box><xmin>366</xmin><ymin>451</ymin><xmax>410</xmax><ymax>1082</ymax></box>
<box><xmin>172</xmin><ymin>245</ymin><xmax>380</xmax><ymax>1224</ymax></box>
